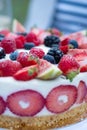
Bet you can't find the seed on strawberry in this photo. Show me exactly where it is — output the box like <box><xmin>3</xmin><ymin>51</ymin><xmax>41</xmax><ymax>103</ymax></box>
<box><xmin>17</xmin><ymin>52</ymin><xmax>39</xmax><ymax>67</ymax></box>
<box><xmin>1</xmin><ymin>38</ymin><xmax>16</xmax><ymax>54</ymax></box>
<box><xmin>7</xmin><ymin>90</ymin><xmax>45</xmax><ymax>116</ymax></box>
<box><xmin>58</xmin><ymin>55</ymin><xmax>80</xmax><ymax>81</ymax></box>
<box><xmin>13</xmin><ymin>64</ymin><xmax>39</xmax><ymax>81</ymax></box>
<box><xmin>29</xmin><ymin>48</ymin><xmax>45</xmax><ymax>59</ymax></box>
<box><xmin>0</xmin><ymin>96</ymin><xmax>6</xmax><ymax>114</ymax></box>
<box><xmin>0</xmin><ymin>60</ymin><xmax>22</xmax><ymax>77</ymax></box>
<box><xmin>46</xmin><ymin>85</ymin><xmax>77</xmax><ymax>113</ymax></box>
<box><xmin>76</xmin><ymin>81</ymin><xmax>87</xmax><ymax>104</ymax></box>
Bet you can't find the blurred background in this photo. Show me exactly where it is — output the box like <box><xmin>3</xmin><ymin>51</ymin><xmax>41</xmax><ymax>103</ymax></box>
<box><xmin>0</xmin><ymin>0</ymin><xmax>30</xmax><ymax>30</ymax></box>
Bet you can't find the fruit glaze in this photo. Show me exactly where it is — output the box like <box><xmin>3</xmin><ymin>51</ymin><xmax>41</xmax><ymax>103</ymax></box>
<box><xmin>0</xmin><ymin>27</ymin><xmax>87</xmax><ymax>130</ymax></box>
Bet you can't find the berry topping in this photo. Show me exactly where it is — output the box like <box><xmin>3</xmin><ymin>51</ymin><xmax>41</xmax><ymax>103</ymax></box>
<box><xmin>7</xmin><ymin>90</ymin><xmax>45</xmax><ymax>116</ymax></box>
<box><xmin>46</xmin><ymin>85</ymin><xmax>77</xmax><ymax>113</ymax></box>
<box><xmin>29</xmin><ymin>48</ymin><xmax>45</xmax><ymax>59</ymax></box>
<box><xmin>24</xmin><ymin>42</ymin><xmax>35</xmax><ymax>50</ymax></box>
<box><xmin>1</xmin><ymin>38</ymin><xmax>16</xmax><ymax>54</ymax></box>
<box><xmin>47</xmin><ymin>48</ymin><xmax>63</xmax><ymax>64</ymax></box>
<box><xmin>43</xmin><ymin>54</ymin><xmax>56</xmax><ymax>64</ymax></box>
<box><xmin>58</xmin><ymin>55</ymin><xmax>80</xmax><ymax>81</ymax></box>
<box><xmin>76</xmin><ymin>81</ymin><xmax>87</xmax><ymax>104</ymax></box>
<box><xmin>0</xmin><ymin>96</ymin><xmax>6</xmax><ymax>114</ymax></box>
<box><xmin>9</xmin><ymin>51</ymin><xmax>19</xmax><ymax>61</ymax></box>
<box><xmin>44</xmin><ymin>35</ymin><xmax>60</xmax><ymax>47</ymax></box>
<box><xmin>15</xmin><ymin>35</ymin><xmax>25</xmax><ymax>49</ymax></box>
<box><xmin>0</xmin><ymin>60</ymin><xmax>22</xmax><ymax>76</ymax></box>
<box><xmin>37</xmin><ymin>59</ymin><xmax>62</xmax><ymax>80</ymax></box>
<box><xmin>0</xmin><ymin>47</ymin><xmax>6</xmax><ymax>59</ymax></box>
<box><xmin>48</xmin><ymin>28</ymin><xmax>61</xmax><ymax>36</ymax></box>
<box><xmin>16</xmin><ymin>32</ymin><xmax>27</xmax><ymax>36</ymax></box>
<box><xmin>17</xmin><ymin>52</ymin><xmax>39</xmax><ymax>67</ymax></box>
<box><xmin>14</xmin><ymin>64</ymin><xmax>39</xmax><ymax>81</ymax></box>
<box><xmin>69</xmin><ymin>39</ymin><xmax>78</xmax><ymax>49</ymax></box>
<box><xmin>26</xmin><ymin>32</ymin><xmax>41</xmax><ymax>46</ymax></box>
<box><xmin>0</xmin><ymin>34</ymin><xmax>5</xmax><ymax>42</ymax></box>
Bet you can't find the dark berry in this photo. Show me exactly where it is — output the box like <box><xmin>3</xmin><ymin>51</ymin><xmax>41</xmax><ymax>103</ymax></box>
<box><xmin>69</xmin><ymin>40</ymin><xmax>78</xmax><ymax>48</ymax></box>
<box><xmin>24</xmin><ymin>42</ymin><xmax>35</xmax><ymax>50</ymax></box>
<box><xmin>44</xmin><ymin>35</ymin><xmax>60</xmax><ymax>47</ymax></box>
<box><xmin>9</xmin><ymin>51</ymin><xmax>19</xmax><ymax>60</ymax></box>
<box><xmin>0</xmin><ymin>34</ymin><xmax>5</xmax><ymax>42</ymax></box>
<box><xmin>16</xmin><ymin>32</ymin><xmax>27</xmax><ymax>36</ymax></box>
<box><xmin>47</xmin><ymin>48</ymin><xmax>63</xmax><ymax>64</ymax></box>
<box><xmin>0</xmin><ymin>47</ymin><xmax>6</xmax><ymax>59</ymax></box>
<box><xmin>43</xmin><ymin>54</ymin><xmax>56</xmax><ymax>64</ymax></box>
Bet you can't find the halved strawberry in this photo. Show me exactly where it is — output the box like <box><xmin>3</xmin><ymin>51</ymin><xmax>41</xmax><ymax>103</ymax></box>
<box><xmin>7</xmin><ymin>90</ymin><xmax>45</xmax><ymax>116</ymax></box>
<box><xmin>13</xmin><ymin>64</ymin><xmax>39</xmax><ymax>81</ymax></box>
<box><xmin>76</xmin><ymin>81</ymin><xmax>87</xmax><ymax>104</ymax></box>
<box><xmin>0</xmin><ymin>96</ymin><xmax>6</xmax><ymax>114</ymax></box>
<box><xmin>58</xmin><ymin>55</ymin><xmax>80</xmax><ymax>81</ymax></box>
<box><xmin>46</xmin><ymin>85</ymin><xmax>77</xmax><ymax>113</ymax></box>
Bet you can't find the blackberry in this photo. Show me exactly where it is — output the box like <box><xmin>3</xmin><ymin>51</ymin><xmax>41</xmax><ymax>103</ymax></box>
<box><xmin>24</xmin><ymin>42</ymin><xmax>35</xmax><ymax>50</ymax></box>
<box><xmin>69</xmin><ymin>40</ymin><xmax>78</xmax><ymax>48</ymax></box>
<box><xmin>43</xmin><ymin>54</ymin><xmax>56</xmax><ymax>64</ymax></box>
<box><xmin>0</xmin><ymin>47</ymin><xmax>6</xmax><ymax>59</ymax></box>
<box><xmin>47</xmin><ymin>48</ymin><xmax>63</xmax><ymax>64</ymax></box>
<box><xmin>9</xmin><ymin>51</ymin><xmax>19</xmax><ymax>60</ymax></box>
<box><xmin>44</xmin><ymin>35</ymin><xmax>60</xmax><ymax>47</ymax></box>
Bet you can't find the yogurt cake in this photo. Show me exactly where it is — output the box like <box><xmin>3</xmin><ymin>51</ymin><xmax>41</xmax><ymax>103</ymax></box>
<box><xmin>0</xmin><ymin>28</ymin><xmax>87</xmax><ymax>130</ymax></box>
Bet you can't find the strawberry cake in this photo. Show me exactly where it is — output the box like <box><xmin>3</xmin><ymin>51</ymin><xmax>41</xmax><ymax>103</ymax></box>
<box><xmin>0</xmin><ymin>26</ymin><xmax>87</xmax><ymax>130</ymax></box>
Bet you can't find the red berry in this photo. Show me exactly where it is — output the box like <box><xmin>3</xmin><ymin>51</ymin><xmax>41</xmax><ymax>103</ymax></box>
<box><xmin>26</xmin><ymin>32</ymin><xmax>41</xmax><ymax>46</ymax></box>
<box><xmin>0</xmin><ymin>96</ymin><xmax>6</xmax><ymax>114</ymax></box>
<box><xmin>76</xmin><ymin>81</ymin><xmax>87</xmax><ymax>104</ymax></box>
<box><xmin>15</xmin><ymin>35</ymin><xmax>25</xmax><ymax>49</ymax></box>
<box><xmin>17</xmin><ymin>52</ymin><xmax>39</xmax><ymax>67</ymax></box>
<box><xmin>46</xmin><ymin>85</ymin><xmax>77</xmax><ymax>113</ymax></box>
<box><xmin>13</xmin><ymin>64</ymin><xmax>39</xmax><ymax>81</ymax></box>
<box><xmin>0</xmin><ymin>60</ymin><xmax>22</xmax><ymax>76</ymax></box>
<box><xmin>58</xmin><ymin>55</ymin><xmax>80</xmax><ymax>81</ymax></box>
<box><xmin>29</xmin><ymin>48</ymin><xmax>45</xmax><ymax>59</ymax></box>
<box><xmin>0</xmin><ymin>29</ymin><xmax>10</xmax><ymax>36</ymax></box>
<box><xmin>7</xmin><ymin>90</ymin><xmax>45</xmax><ymax>116</ymax></box>
<box><xmin>1</xmin><ymin>38</ymin><xmax>16</xmax><ymax>54</ymax></box>
<box><xmin>59</xmin><ymin>45</ymin><xmax>68</xmax><ymax>54</ymax></box>
<box><xmin>60</xmin><ymin>38</ymin><xmax>70</xmax><ymax>46</ymax></box>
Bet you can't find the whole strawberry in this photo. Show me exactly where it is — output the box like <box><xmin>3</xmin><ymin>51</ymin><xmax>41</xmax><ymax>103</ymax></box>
<box><xmin>58</xmin><ymin>55</ymin><xmax>80</xmax><ymax>81</ymax></box>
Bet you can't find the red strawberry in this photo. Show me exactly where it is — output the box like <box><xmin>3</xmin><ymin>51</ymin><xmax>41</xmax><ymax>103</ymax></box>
<box><xmin>26</xmin><ymin>32</ymin><xmax>41</xmax><ymax>46</ymax></box>
<box><xmin>15</xmin><ymin>35</ymin><xmax>25</xmax><ymax>49</ymax></box>
<box><xmin>0</xmin><ymin>60</ymin><xmax>22</xmax><ymax>77</ymax></box>
<box><xmin>58</xmin><ymin>55</ymin><xmax>80</xmax><ymax>81</ymax></box>
<box><xmin>0</xmin><ymin>29</ymin><xmax>10</xmax><ymax>36</ymax></box>
<box><xmin>17</xmin><ymin>52</ymin><xmax>39</xmax><ymax>67</ymax></box>
<box><xmin>0</xmin><ymin>96</ymin><xmax>6</xmax><ymax>114</ymax></box>
<box><xmin>13</xmin><ymin>64</ymin><xmax>39</xmax><ymax>81</ymax></box>
<box><xmin>7</xmin><ymin>90</ymin><xmax>45</xmax><ymax>116</ymax></box>
<box><xmin>29</xmin><ymin>48</ymin><xmax>45</xmax><ymax>59</ymax></box>
<box><xmin>46</xmin><ymin>85</ymin><xmax>77</xmax><ymax>113</ymax></box>
<box><xmin>68</xmin><ymin>49</ymin><xmax>87</xmax><ymax>72</ymax></box>
<box><xmin>1</xmin><ymin>37</ymin><xmax>16</xmax><ymax>54</ymax></box>
<box><xmin>59</xmin><ymin>45</ymin><xmax>68</xmax><ymax>54</ymax></box>
<box><xmin>76</xmin><ymin>81</ymin><xmax>87</xmax><ymax>104</ymax></box>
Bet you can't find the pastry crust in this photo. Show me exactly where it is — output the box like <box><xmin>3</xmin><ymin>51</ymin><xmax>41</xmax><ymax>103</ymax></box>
<box><xmin>1</xmin><ymin>103</ymin><xmax>87</xmax><ymax>130</ymax></box>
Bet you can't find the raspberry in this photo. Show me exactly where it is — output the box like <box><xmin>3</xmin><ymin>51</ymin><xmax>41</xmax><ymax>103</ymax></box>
<box><xmin>25</xmin><ymin>32</ymin><xmax>41</xmax><ymax>46</ymax></box>
<box><xmin>15</xmin><ymin>35</ymin><xmax>25</xmax><ymax>49</ymax></box>
<box><xmin>1</xmin><ymin>38</ymin><xmax>16</xmax><ymax>54</ymax></box>
<box><xmin>29</xmin><ymin>48</ymin><xmax>45</xmax><ymax>59</ymax></box>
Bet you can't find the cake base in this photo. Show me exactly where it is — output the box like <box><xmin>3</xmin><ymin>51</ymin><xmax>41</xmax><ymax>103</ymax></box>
<box><xmin>1</xmin><ymin>103</ymin><xmax>87</xmax><ymax>130</ymax></box>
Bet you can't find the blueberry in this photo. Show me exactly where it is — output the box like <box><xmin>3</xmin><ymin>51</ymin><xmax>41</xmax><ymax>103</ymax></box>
<box><xmin>69</xmin><ymin>40</ymin><xmax>78</xmax><ymax>48</ymax></box>
<box><xmin>0</xmin><ymin>47</ymin><xmax>6</xmax><ymax>59</ymax></box>
<box><xmin>24</xmin><ymin>42</ymin><xmax>35</xmax><ymax>50</ymax></box>
<box><xmin>0</xmin><ymin>34</ymin><xmax>5</xmax><ymax>42</ymax></box>
<box><xmin>9</xmin><ymin>51</ymin><xmax>19</xmax><ymax>60</ymax></box>
<box><xmin>43</xmin><ymin>54</ymin><xmax>56</xmax><ymax>64</ymax></box>
<box><xmin>16</xmin><ymin>32</ymin><xmax>27</xmax><ymax>36</ymax></box>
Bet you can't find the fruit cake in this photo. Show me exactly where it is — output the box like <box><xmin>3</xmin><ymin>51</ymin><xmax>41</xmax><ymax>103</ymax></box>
<box><xmin>0</xmin><ymin>26</ymin><xmax>87</xmax><ymax>130</ymax></box>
